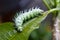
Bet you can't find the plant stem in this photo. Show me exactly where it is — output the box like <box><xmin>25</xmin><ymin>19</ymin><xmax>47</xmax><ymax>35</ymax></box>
<box><xmin>44</xmin><ymin>8</ymin><xmax>60</xmax><ymax>15</ymax></box>
<box><xmin>54</xmin><ymin>0</ymin><xmax>60</xmax><ymax>40</ymax></box>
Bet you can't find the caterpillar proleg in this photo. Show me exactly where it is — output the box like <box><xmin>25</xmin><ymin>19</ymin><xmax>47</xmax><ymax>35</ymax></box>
<box><xmin>14</xmin><ymin>7</ymin><xmax>44</xmax><ymax>32</ymax></box>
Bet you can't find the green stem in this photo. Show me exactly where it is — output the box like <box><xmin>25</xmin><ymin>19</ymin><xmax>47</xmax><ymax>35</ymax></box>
<box><xmin>43</xmin><ymin>8</ymin><xmax>60</xmax><ymax>15</ymax></box>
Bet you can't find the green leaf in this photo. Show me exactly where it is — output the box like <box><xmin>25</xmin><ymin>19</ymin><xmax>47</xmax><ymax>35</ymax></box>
<box><xmin>0</xmin><ymin>8</ymin><xmax>60</xmax><ymax>40</ymax></box>
<box><xmin>0</xmin><ymin>22</ymin><xmax>16</xmax><ymax>40</ymax></box>
<box><xmin>43</xmin><ymin>0</ymin><xmax>56</xmax><ymax>9</ymax></box>
<box><xmin>0</xmin><ymin>13</ymin><xmax>48</xmax><ymax>40</ymax></box>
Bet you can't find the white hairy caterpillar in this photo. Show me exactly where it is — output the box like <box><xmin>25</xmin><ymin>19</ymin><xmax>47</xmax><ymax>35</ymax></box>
<box><xmin>14</xmin><ymin>7</ymin><xmax>44</xmax><ymax>32</ymax></box>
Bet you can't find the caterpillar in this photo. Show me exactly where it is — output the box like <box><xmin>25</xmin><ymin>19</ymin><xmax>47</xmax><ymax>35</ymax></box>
<box><xmin>14</xmin><ymin>7</ymin><xmax>44</xmax><ymax>32</ymax></box>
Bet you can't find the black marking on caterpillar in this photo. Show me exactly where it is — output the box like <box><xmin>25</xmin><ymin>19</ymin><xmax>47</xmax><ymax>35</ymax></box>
<box><xmin>14</xmin><ymin>7</ymin><xmax>44</xmax><ymax>32</ymax></box>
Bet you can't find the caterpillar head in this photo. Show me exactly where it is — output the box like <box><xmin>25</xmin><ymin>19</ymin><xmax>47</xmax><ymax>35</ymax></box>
<box><xmin>14</xmin><ymin>7</ymin><xmax>44</xmax><ymax>32</ymax></box>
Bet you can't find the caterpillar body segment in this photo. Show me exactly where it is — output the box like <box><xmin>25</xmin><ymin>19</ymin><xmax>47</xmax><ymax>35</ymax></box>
<box><xmin>14</xmin><ymin>8</ymin><xmax>44</xmax><ymax>32</ymax></box>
